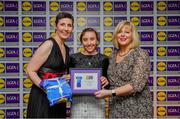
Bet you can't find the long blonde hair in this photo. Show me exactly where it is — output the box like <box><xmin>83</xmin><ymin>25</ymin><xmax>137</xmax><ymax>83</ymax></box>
<box><xmin>112</xmin><ymin>21</ymin><xmax>140</xmax><ymax>49</ymax></box>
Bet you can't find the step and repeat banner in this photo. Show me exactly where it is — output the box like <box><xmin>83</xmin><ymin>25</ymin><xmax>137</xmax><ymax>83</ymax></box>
<box><xmin>0</xmin><ymin>0</ymin><xmax>179</xmax><ymax>118</ymax></box>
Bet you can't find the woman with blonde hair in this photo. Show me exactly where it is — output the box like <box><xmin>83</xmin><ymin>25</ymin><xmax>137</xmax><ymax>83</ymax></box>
<box><xmin>95</xmin><ymin>21</ymin><xmax>153</xmax><ymax>118</ymax></box>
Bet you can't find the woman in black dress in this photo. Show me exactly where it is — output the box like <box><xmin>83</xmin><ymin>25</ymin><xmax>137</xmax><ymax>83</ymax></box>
<box><xmin>26</xmin><ymin>12</ymin><xmax>74</xmax><ymax>118</ymax></box>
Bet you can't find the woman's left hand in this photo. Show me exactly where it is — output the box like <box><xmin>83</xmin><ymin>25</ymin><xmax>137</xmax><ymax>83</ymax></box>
<box><xmin>100</xmin><ymin>76</ymin><xmax>109</xmax><ymax>88</ymax></box>
<box><xmin>94</xmin><ymin>89</ymin><xmax>112</xmax><ymax>98</ymax></box>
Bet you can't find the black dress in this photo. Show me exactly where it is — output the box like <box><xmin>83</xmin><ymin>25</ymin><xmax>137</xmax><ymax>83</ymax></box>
<box><xmin>27</xmin><ymin>37</ymin><xmax>70</xmax><ymax>118</ymax></box>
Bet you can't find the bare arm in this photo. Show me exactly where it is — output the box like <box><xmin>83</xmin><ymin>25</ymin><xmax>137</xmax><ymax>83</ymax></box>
<box><xmin>26</xmin><ymin>40</ymin><xmax>53</xmax><ymax>88</ymax></box>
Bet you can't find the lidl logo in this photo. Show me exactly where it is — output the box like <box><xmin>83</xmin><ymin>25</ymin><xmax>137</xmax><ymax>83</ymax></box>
<box><xmin>23</xmin><ymin>32</ymin><xmax>32</xmax><ymax>42</ymax></box>
<box><xmin>103</xmin><ymin>2</ymin><xmax>113</xmax><ymax>11</ymax></box>
<box><xmin>157</xmin><ymin>61</ymin><xmax>166</xmax><ymax>71</ymax></box>
<box><xmin>0</xmin><ymin>48</ymin><xmax>4</xmax><ymax>58</ymax></box>
<box><xmin>104</xmin><ymin>47</ymin><xmax>113</xmax><ymax>56</ymax></box>
<box><xmin>0</xmin><ymin>32</ymin><xmax>4</xmax><ymax>42</ymax></box>
<box><xmin>157</xmin><ymin>1</ymin><xmax>166</xmax><ymax>11</ymax></box>
<box><xmin>77</xmin><ymin>17</ymin><xmax>86</xmax><ymax>27</ymax></box>
<box><xmin>104</xmin><ymin>17</ymin><xmax>113</xmax><ymax>27</ymax></box>
<box><xmin>157</xmin><ymin>91</ymin><xmax>166</xmax><ymax>101</ymax></box>
<box><xmin>157</xmin><ymin>77</ymin><xmax>166</xmax><ymax>86</ymax></box>
<box><xmin>130</xmin><ymin>1</ymin><xmax>140</xmax><ymax>11</ymax></box>
<box><xmin>0</xmin><ymin>110</ymin><xmax>5</xmax><ymax>118</ymax></box>
<box><xmin>23</xmin><ymin>78</ymin><xmax>32</xmax><ymax>88</ymax></box>
<box><xmin>157</xmin><ymin>31</ymin><xmax>166</xmax><ymax>41</ymax></box>
<box><xmin>157</xmin><ymin>46</ymin><xmax>166</xmax><ymax>56</ymax></box>
<box><xmin>0</xmin><ymin>17</ymin><xmax>4</xmax><ymax>26</ymax></box>
<box><xmin>50</xmin><ymin>17</ymin><xmax>56</xmax><ymax>27</ymax></box>
<box><xmin>157</xmin><ymin>106</ymin><xmax>166</xmax><ymax>116</ymax></box>
<box><xmin>77</xmin><ymin>2</ymin><xmax>86</xmax><ymax>11</ymax></box>
<box><xmin>77</xmin><ymin>47</ymin><xmax>84</xmax><ymax>53</ymax></box>
<box><xmin>23</xmin><ymin>93</ymin><xmax>30</xmax><ymax>104</ymax></box>
<box><xmin>23</xmin><ymin>48</ymin><xmax>33</xmax><ymax>58</ymax></box>
<box><xmin>104</xmin><ymin>32</ymin><xmax>113</xmax><ymax>42</ymax></box>
<box><xmin>22</xmin><ymin>17</ymin><xmax>32</xmax><ymax>27</ymax></box>
<box><xmin>0</xmin><ymin>63</ymin><xmax>5</xmax><ymax>74</ymax></box>
<box><xmin>0</xmin><ymin>1</ymin><xmax>3</xmax><ymax>11</ymax></box>
<box><xmin>0</xmin><ymin>94</ymin><xmax>5</xmax><ymax>104</ymax></box>
<box><xmin>0</xmin><ymin>78</ymin><xmax>5</xmax><ymax>89</ymax></box>
<box><xmin>157</xmin><ymin>16</ymin><xmax>166</xmax><ymax>26</ymax></box>
<box><xmin>50</xmin><ymin>1</ymin><xmax>59</xmax><ymax>11</ymax></box>
<box><xmin>22</xmin><ymin>1</ymin><xmax>32</xmax><ymax>11</ymax></box>
<box><xmin>131</xmin><ymin>17</ymin><xmax>140</xmax><ymax>26</ymax></box>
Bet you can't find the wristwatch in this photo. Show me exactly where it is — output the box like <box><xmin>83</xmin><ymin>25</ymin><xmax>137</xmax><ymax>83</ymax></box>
<box><xmin>112</xmin><ymin>89</ymin><xmax>116</xmax><ymax>96</ymax></box>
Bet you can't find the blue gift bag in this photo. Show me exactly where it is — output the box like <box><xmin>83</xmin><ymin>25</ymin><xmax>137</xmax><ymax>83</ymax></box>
<box><xmin>41</xmin><ymin>77</ymin><xmax>72</xmax><ymax>106</ymax></box>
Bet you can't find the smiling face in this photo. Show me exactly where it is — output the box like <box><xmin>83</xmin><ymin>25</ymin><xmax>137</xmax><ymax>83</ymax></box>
<box><xmin>81</xmin><ymin>31</ymin><xmax>98</xmax><ymax>55</ymax></box>
<box><xmin>116</xmin><ymin>25</ymin><xmax>133</xmax><ymax>48</ymax></box>
<box><xmin>55</xmin><ymin>18</ymin><xmax>73</xmax><ymax>41</ymax></box>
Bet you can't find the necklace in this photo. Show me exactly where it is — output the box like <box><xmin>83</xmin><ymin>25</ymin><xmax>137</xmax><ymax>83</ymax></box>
<box><xmin>118</xmin><ymin>49</ymin><xmax>131</xmax><ymax>57</ymax></box>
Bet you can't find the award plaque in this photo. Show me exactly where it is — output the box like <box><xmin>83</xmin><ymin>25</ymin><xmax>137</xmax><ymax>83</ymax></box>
<box><xmin>70</xmin><ymin>68</ymin><xmax>101</xmax><ymax>95</ymax></box>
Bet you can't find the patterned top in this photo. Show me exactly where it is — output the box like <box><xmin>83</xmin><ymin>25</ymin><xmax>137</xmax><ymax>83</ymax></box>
<box><xmin>108</xmin><ymin>47</ymin><xmax>153</xmax><ymax>118</ymax></box>
<box><xmin>70</xmin><ymin>52</ymin><xmax>109</xmax><ymax>118</ymax></box>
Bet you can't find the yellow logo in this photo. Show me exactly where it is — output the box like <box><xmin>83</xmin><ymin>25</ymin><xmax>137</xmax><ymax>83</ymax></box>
<box><xmin>0</xmin><ymin>78</ymin><xmax>5</xmax><ymax>89</ymax></box>
<box><xmin>0</xmin><ymin>48</ymin><xmax>4</xmax><ymax>58</ymax></box>
<box><xmin>157</xmin><ymin>1</ymin><xmax>167</xmax><ymax>11</ymax></box>
<box><xmin>0</xmin><ymin>109</ymin><xmax>5</xmax><ymax>118</ymax></box>
<box><xmin>103</xmin><ymin>2</ymin><xmax>113</xmax><ymax>11</ymax></box>
<box><xmin>22</xmin><ymin>17</ymin><xmax>32</xmax><ymax>27</ymax></box>
<box><xmin>23</xmin><ymin>109</ymin><xmax>27</xmax><ymax>118</ymax></box>
<box><xmin>130</xmin><ymin>1</ymin><xmax>140</xmax><ymax>11</ymax></box>
<box><xmin>104</xmin><ymin>17</ymin><xmax>113</xmax><ymax>27</ymax></box>
<box><xmin>23</xmin><ymin>93</ymin><xmax>30</xmax><ymax>103</ymax></box>
<box><xmin>104</xmin><ymin>47</ymin><xmax>113</xmax><ymax>56</ymax></box>
<box><xmin>0</xmin><ymin>63</ymin><xmax>5</xmax><ymax>74</ymax></box>
<box><xmin>157</xmin><ymin>16</ymin><xmax>166</xmax><ymax>26</ymax></box>
<box><xmin>157</xmin><ymin>46</ymin><xmax>166</xmax><ymax>56</ymax></box>
<box><xmin>157</xmin><ymin>77</ymin><xmax>166</xmax><ymax>86</ymax></box>
<box><xmin>157</xmin><ymin>61</ymin><xmax>166</xmax><ymax>71</ymax></box>
<box><xmin>0</xmin><ymin>1</ymin><xmax>4</xmax><ymax>11</ymax></box>
<box><xmin>50</xmin><ymin>32</ymin><xmax>56</xmax><ymax>37</ymax></box>
<box><xmin>23</xmin><ymin>78</ymin><xmax>32</xmax><ymax>88</ymax></box>
<box><xmin>0</xmin><ymin>32</ymin><xmax>4</xmax><ymax>42</ymax></box>
<box><xmin>0</xmin><ymin>17</ymin><xmax>4</xmax><ymax>26</ymax></box>
<box><xmin>23</xmin><ymin>32</ymin><xmax>32</xmax><ymax>42</ymax></box>
<box><xmin>130</xmin><ymin>17</ymin><xmax>140</xmax><ymax>26</ymax></box>
<box><xmin>23</xmin><ymin>63</ymin><xmax>28</xmax><ymax>73</ymax></box>
<box><xmin>50</xmin><ymin>17</ymin><xmax>56</xmax><ymax>27</ymax></box>
<box><xmin>77</xmin><ymin>32</ymin><xmax>81</xmax><ymax>42</ymax></box>
<box><xmin>77</xmin><ymin>2</ymin><xmax>86</xmax><ymax>11</ymax></box>
<box><xmin>22</xmin><ymin>1</ymin><xmax>32</xmax><ymax>11</ymax></box>
<box><xmin>0</xmin><ymin>94</ymin><xmax>5</xmax><ymax>104</ymax></box>
<box><xmin>50</xmin><ymin>1</ymin><xmax>59</xmax><ymax>11</ymax></box>
<box><xmin>104</xmin><ymin>32</ymin><xmax>113</xmax><ymax>42</ymax></box>
<box><xmin>157</xmin><ymin>91</ymin><xmax>166</xmax><ymax>101</ymax></box>
<box><xmin>78</xmin><ymin>47</ymin><xmax>84</xmax><ymax>53</ymax></box>
<box><xmin>157</xmin><ymin>106</ymin><xmax>166</xmax><ymax>116</ymax></box>
<box><xmin>157</xmin><ymin>31</ymin><xmax>166</xmax><ymax>41</ymax></box>
<box><xmin>77</xmin><ymin>17</ymin><xmax>86</xmax><ymax>27</ymax></box>
<box><xmin>23</xmin><ymin>48</ymin><xmax>33</xmax><ymax>58</ymax></box>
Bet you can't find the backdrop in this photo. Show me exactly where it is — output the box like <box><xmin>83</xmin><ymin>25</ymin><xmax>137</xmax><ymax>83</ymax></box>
<box><xmin>0</xmin><ymin>0</ymin><xmax>179</xmax><ymax>118</ymax></box>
